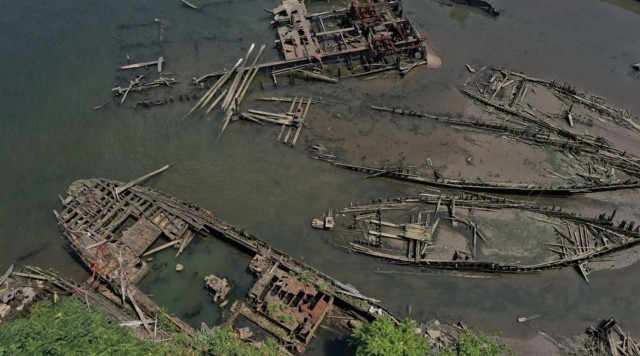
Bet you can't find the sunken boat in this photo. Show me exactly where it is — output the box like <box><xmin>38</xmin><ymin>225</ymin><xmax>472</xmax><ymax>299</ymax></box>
<box><xmin>269</xmin><ymin>0</ymin><xmax>428</xmax><ymax>70</ymax></box>
<box><xmin>54</xmin><ymin>177</ymin><xmax>395</xmax><ymax>352</ymax></box>
<box><xmin>457</xmin><ymin>68</ymin><xmax>640</xmax><ymax>179</ymax></box>
<box><xmin>330</xmin><ymin>161</ymin><xmax>640</xmax><ymax>196</ymax></box>
<box><xmin>324</xmin><ymin>67</ymin><xmax>640</xmax><ymax>196</ymax></box>
<box><xmin>313</xmin><ymin>191</ymin><xmax>640</xmax><ymax>279</ymax></box>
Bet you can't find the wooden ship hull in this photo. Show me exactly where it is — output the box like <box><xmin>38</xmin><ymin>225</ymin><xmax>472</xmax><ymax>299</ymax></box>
<box><xmin>55</xmin><ymin>178</ymin><xmax>393</xmax><ymax>352</ymax></box>
<box><xmin>317</xmin><ymin>192</ymin><xmax>640</xmax><ymax>278</ymax></box>
<box><xmin>352</xmin><ymin>68</ymin><xmax>640</xmax><ymax>196</ymax></box>
<box><xmin>331</xmin><ymin>162</ymin><xmax>640</xmax><ymax>196</ymax></box>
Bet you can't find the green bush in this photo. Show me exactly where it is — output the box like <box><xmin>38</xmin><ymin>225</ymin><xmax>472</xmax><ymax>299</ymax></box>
<box><xmin>350</xmin><ymin>316</ymin><xmax>431</xmax><ymax>356</ymax></box>
<box><xmin>440</xmin><ymin>329</ymin><xmax>512</xmax><ymax>356</ymax></box>
<box><xmin>185</xmin><ymin>327</ymin><xmax>285</xmax><ymax>356</ymax></box>
<box><xmin>0</xmin><ymin>298</ymin><xmax>162</xmax><ymax>355</ymax></box>
<box><xmin>0</xmin><ymin>298</ymin><xmax>286</xmax><ymax>356</ymax></box>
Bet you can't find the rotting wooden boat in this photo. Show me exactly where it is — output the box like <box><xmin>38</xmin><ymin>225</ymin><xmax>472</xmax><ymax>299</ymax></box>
<box><xmin>314</xmin><ymin>191</ymin><xmax>640</xmax><ymax>280</ymax></box>
<box><xmin>331</xmin><ymin>162</ymin><xmax>640</xmax><ymax>196</ymax></box>
<box><xmin>55</xmin><ymin>178</ymin><xmax>395</xmax><ymax>352</ymax></box>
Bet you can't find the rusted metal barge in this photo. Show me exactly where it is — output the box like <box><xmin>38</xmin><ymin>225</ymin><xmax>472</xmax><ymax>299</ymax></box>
<box><xmin>270</xmin><ymin>0</ymin><xmax>426</xmax><ymax>66</ymax></box>
<box><xmin>54</xmin><ymin>178</ymin><xmax>394</xmax><ymax>352</ymax></box>
<box><xmin>315</xmin><ymin>192</ymin><xmax>640</xmax><ymax>279</ymax></box>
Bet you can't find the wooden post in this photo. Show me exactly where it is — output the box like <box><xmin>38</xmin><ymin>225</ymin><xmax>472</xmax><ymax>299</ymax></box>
<box><xmin>291</xmin><ymin>97</ymin><xmax>312</xmax><ymax>147</ymax></box>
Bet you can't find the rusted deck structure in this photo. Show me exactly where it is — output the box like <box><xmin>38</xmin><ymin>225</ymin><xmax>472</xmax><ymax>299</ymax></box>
<box><xmin>55</xmin><ymin>178</ymin><xmax>393</xmax><ymax>351</ymax></box>
<box><xmin>271</xmin><ymin>0</ymin><xmax>426</xmax><ymax>64</ymax></box>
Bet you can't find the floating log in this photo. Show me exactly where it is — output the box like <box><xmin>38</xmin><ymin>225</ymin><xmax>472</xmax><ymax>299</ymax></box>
<box><xmin>205</xmin><ymin>88</ymin><xmax>229</xmax><ymax>114</ymax></box>
<box><xmin>184</xmin><ymin>58</ymin><xmax>243</xmax><ymax>120</ymax></box>
<box><xmin>517</xmin><ymin>314</ymin><xmax>541</xmax><ymax>323</ymax></box>
<box><xmin>222</xmin><ymin>43</ymin><xmax>255</xmax><ymax>111</ymax></box>
<box><xmin>235</xmin><ymin>44</ymin><xmax>267</xmax><ymax>107</ymax></box>
<box><xmin>180</xmin><ymin>0</ymin><xmax>201</xmax><ymax>10</ymax></box>
<box><xmin>120</xmin><ymin>57</ymin><xmax>164</xmax><ymax>73</ymax></box>
<box><xmin>297</xmin><ymin>70</ymin><xmax>338</xmax><ymax>84</ymax></box>
<box><xmin>115</xmin><ymin>164</ymin><xmax>171</xmax><ymax>196</ymax></box>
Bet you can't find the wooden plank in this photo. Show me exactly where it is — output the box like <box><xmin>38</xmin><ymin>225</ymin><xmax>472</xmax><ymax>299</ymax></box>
<box><xmin>0</xmin><ymin>264</ymin><xmax>14</xmax><ymax>288</ymax></box>
<box><xmin>277</xmin><ymin>124</ymin><xmax>287</xmax><ymax>141</ymax></box>
<box><xmin>120</xmin><ymin>57</ymin><xmax>164</xmax><ymax>72</ymax></box>
<box><xmin>115</xmin><ymin>164</ymin><xmax>171</xmax><ymax>196</ymax></box>
<box><xmin>128</xmin><ymin>288</ymin><xmax>153</xmax><ymax>335</ymax></box>
<box><xmin>183</xmin><ymin>58</ymin><xmax>243</xmax><ymax>120</ymax></box>
<box><xmin>121</xmin><ymin>219</ymin><xmax>162</xmax><ymax>256</ymax></box>
<box><xmin>205</xmin><ymin>88</ymin><xmax>229</xmax><ymax>114</ymax></box>
<box><xmin>141</xmin><ymin>238</ymin><xmax>182</xmax><ymax>257</ymax></box>
<box><xmin>180</xmin><ymin>0</ymin><xmax>201</xmax><ymax>10</ymax></box>
<box><xmin>175</xmin><ymin>230</ymin><xmax>195</xmax><ymax>257</ymax></box>
<box><xmin>291</xmin><ymin>97</ymin><xmax>312</xmax><ymax>146</ymax></box>
<box><xmin>222</xmin><ymin>43</ymin><xmax>255</xmax><ymax>110</ymax></box>
<box><xmin>235</xmin><ymin>44</ymin><xmax>267</xmax><ymax>107</ymax></box>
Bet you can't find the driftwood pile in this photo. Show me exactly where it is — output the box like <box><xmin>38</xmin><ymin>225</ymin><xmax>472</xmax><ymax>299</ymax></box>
<box><xmin>584</xmin><ymin>319</ymin><xmax>640</xmax><ymax>356</ymax></box>
<box><xmin>563</xmin><ymin>318</ymin><xmax>640</xmax><ymax>356</ymax></box>
<box><xmin>1</xmin><ymin>265</ymin><xmax>187</xmax><ymax>341</ymax></box>
<box><xmin>183</xmin><ymin>43</ymin><xmax>267</xmax><ymax>139</ymax></box>
<box><xmin>240</xmin><ymin>97</ymin><xmax>313</xmax><ymax>147</ymax></box>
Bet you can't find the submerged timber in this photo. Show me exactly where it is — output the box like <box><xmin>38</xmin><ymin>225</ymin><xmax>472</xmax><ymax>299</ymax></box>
<box><xmin>331</xmin><ymin>162</ymin><xmax>640</xmax><ymax>196</ymax></box>
<box><xmin>315</xmin><ymin>192</ymin><xmax>640</xmax><ymax>278</ymax></box>
<box><xmin>329</xmin><ymin>67</ymin><xmax>640</xmax><ymax>196</ymax></box>
<box><xmin>54</xmin><ymin>178</ymin><xmax>394</xmax><ymax>352</ymax></box>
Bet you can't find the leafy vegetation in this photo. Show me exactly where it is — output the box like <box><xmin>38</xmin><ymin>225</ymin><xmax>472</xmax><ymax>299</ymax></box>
<box><xmin>316</xmin><ymin>279</ymin><xmax>327</xmax><ymax>292</ymax></box>
<box><xmin>0</xmin><ymin>298</ymin><xmax>285</xmax><ymax>356</ymax></box>
<box><xmin>350</xmin><ymin>316</ymin><xmax>513</xmax><ymax>356</ymax></box>
<box><xmin>0</xmin><ymin>297</ymin><xmax>511</xmax><ymax>356</ymax></box>
<box><xmin>169</xmin><ymin>327</ymin><xmax>285</xmax><ymax>356</ymax></box>
<box><xmin>0</xmin><ymin>298</ymin><xmax>162</xmax><ymax>355</ymax></box>
<box><xmin>350</xmin><ymin>315</ymin><xmax>430</xmax><ymax>356</ymax></box>
<box><xmin>267</xmin><ymin>303</ymin><xmax>296</xmax><ymax>325</ymax></box>
<box><xmin>440</xmin><ymin>329</ymin><xmax>512</xmax><ymax>356</ymax></box>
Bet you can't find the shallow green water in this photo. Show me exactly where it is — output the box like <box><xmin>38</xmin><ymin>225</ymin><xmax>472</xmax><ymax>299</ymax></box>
<box><xmin>1</xmin><ymin>0</ymin><xmax>640</xmax><ymax>350</ymax></box>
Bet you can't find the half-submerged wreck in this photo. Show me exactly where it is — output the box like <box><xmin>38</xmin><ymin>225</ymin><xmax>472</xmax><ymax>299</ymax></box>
<box><xmin>271</xmin><ymin>0</ymin><xmax>427</xmax><ymax>67</ymax></box>
<box><xmin>323</xmin><ymin>66</ymin><xmax>640</xmax><ymax>196</ymax></box>
<box><xmin>330</xmin><ymin>161</ymin><xmax>640</xmax><ymax>196</ymax></box>
<box><xmin>54</xmin><ymin>178</ymin><xmax>394</xmax><ymax>352</ymax></box>
<box><xmin>314</xmin><ymin>192</ymin><xmax>640</xmax><ymax>280</ymax></box>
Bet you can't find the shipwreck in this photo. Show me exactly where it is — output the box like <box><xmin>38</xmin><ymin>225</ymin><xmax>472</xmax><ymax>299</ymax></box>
<box><xmin>320</xmin><ymin>67</ymin><xmax>640</xmax><ymax>196</ymax></box>
<box><xmin>54</xmin><ymin>176</ymin><xmax>395</xmax><ymax>352</ymax></box>
<box><xmin>313</xmin><ymin>191</ymin><xmax>640</xmax><ymax>281</ymax></box>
